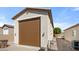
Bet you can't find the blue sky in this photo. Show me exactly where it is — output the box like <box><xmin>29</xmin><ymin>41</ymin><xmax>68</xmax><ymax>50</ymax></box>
<box><xmin>0</xmin><ymin>7</ymin><xmax>24</xmax><ymax>26</ymax></box>
<box><xmin>0</xmin><ymin>7</ymin><xmax>79</xmax><ymax>30</ymax></box>
<box><xmin>52</xmin><ymin>7</ymin><xmax>79</xmax><ymax>30</ymax></box>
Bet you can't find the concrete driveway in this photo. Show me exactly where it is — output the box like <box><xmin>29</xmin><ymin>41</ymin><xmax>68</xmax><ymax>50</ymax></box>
<box><xmin>0</xmin><ymin>45</ymin><xmax>40</xmax><ymax>51</ymax></box>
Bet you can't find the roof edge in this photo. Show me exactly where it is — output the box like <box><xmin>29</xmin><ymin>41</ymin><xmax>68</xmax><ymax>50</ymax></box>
<box><xmin>12</xmin><ymin>7</ymin><xmax>51</xmax><ymax>20</ymax></box>
<box><xmin>2</xmin><ymin>24</ymin><xmax>14</xmax><ymax>28</ymax></box>
<box><xmin>12</xmin><ymin>7</ymin><xmax>54</xmax><ymax>28</ymax></box>
<box><xmin>64</xmin><ymin>23</ymin><xmax>79</xmax><ymax>31</ymax></box>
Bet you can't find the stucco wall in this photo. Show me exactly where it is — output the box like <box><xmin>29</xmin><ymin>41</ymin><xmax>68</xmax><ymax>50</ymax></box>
<box><xmin>0</xmin><ymin>26</ymin><xmax>14</xmax><ymax>44</ymax></box>
<box><xmin>14</xmin><ymin>20</ymin><xmax>19</xmax><ymax>44</ymax></box>
<box><xmin>14</xmin><ymin>10</ymin><xmax>53</xmax><ymax>48</ymax></box>
<box><xmin>64</xmin><ymin>25</ymin><xmax>79</xmax><ymax>42</ymax></box>
<box><xmin>8</xmin><ymin>28</ymin><xmax>14</xmax><ymax>44</ymax></box>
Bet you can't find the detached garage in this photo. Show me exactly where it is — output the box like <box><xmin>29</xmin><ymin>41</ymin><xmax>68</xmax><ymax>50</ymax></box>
<box><xmin>12</xmin><ymin>8</ymin><xmax>54</xmax><ymax>49</ymax></box>
<box><xmin>19</xmin><ymin>17</ymin><xmax>40</xmax><ymax>47</ymax></box>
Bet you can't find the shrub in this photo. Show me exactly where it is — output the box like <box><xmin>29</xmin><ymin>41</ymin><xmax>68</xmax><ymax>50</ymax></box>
<box><xmin>53</xmin><ymin>27</ymin><xmax>61</xmax><ymax>34</ymax></box>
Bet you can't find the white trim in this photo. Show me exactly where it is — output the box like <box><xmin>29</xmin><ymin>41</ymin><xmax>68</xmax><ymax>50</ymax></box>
<box><xmin>14</xmin><ymin>20</ymin><xmax>19</xmax><ymax>44</ymax></box>
<box><xmin>18</xmin><ymin>16</ymin><xmax>41</xmax><ymax>21</ymax></box>
<box><xmin>3</xmin><ymin>27</ymin><xmax>9</xmax><ymax>35</ymax></box>
<box><xmin>16</xmin><ymin>20</ymin><xmax>19</xmax><ymax>44</ymax></box>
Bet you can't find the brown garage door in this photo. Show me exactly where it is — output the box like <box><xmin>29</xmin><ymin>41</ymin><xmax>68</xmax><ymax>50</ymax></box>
<box><xmin>19</xmin><ymin>17</ymin><xmax>40</xmax><ymax>47</ymax></box>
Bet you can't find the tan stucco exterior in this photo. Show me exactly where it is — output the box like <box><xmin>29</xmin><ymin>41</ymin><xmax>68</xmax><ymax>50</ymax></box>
<box><xmin>0</xmin><ymin>25</ymin><xmax>14</xmax><ymax>45</ymax></box>
<box><xmin>13</xmin><ymin>8</ymin><xmax>54</xmax><ymax>48</ymax></box>
<box><xmin>64</xmin><ymin>24</ymin><xmax>79</xmax><ymax>42</ymax></box>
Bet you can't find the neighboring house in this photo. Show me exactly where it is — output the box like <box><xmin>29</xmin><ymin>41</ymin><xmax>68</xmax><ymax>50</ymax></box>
<box><xmin>12</xmin><ymin>7</ymin><xmax>54</xmax><ymax>49</ymax></box>
<box><xmin>0</xmin><ymin>24</ymin><xmax>14</xmax><ymax>45</ymax></box>
<box><xmin>0</xmin><ymin>27</ymin><xmax>2</xmax><ymax>35</ymax></box>
<box><xmin>64</xmin><ymin>23</ymin><xmax>79</xmax><ymax>42</ymax></box>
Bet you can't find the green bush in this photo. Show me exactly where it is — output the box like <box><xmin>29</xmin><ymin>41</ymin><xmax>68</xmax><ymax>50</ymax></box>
<box><xmin>53</xmin><ymin>27</ymin><xmax>61</xmax><ymax>34</ymax></box>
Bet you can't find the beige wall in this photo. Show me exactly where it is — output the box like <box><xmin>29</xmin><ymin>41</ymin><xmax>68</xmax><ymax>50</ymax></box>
<box><xmin>0</xmin><ymin>28</ymin><xmax>2</xmax><ymax>35</ymax></box>
<box><xmin>64</xmin><ymin>25</ymin><xmax>79</xmax><ymax>42</ymax></box>
<box><xmin>14</xmin><ymin>10</ymin><xmax>53</xmax><ymax>48</ymax></box>
<box><xmin>0</xmin><ymin>26</ymin><xmax>14</xmax><ymax>45</ymax></box>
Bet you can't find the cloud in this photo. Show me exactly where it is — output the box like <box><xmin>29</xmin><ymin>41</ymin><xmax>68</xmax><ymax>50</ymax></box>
<box><xmin>0</xmin><ymin>16</ymin><xmax>14</xmax><ymax>27</ymax></box>
<box><xmin>0</xmin><ymin>16</ymin><xmax>7</xmax><ymax>22</ymax></box>
<box><xmin>0</xmin><ymin>16</ymin><xmax>6</xmax><ymax>26</ymax></box>
<box><xmin>0</xmin><ymin>16</ymin><xmax>6</xmax><ymax>20</ymax></box>
<box><xmin>72</xmin><ymin>7</ymin><xmax>79</xmax><ymax>11</ymax></box>
<box><xmin>0</xmin><ymin>23</ymin><xmax>3</xmax><ymax>27</ymax></box>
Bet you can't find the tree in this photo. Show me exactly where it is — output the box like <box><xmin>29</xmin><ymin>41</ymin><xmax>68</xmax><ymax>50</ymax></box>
<box><xmin>53</xmin><ymin>27</ymin><xmax>61</xmax><ymax>34</ymax></box>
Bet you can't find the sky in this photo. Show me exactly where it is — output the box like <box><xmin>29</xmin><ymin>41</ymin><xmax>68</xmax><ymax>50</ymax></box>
<box><xmin>0</xmin><ymin>7</ymin><xmax>24</xmax><ymax>26</ymax></box>
<box><xmin>0</xmin><ymin>7</ymin><xmax>79</xmax><ymax>31</ymax></box>
<box><xmin>52</xmin><ymin>7</ymin><xmax>79</xmax><ymax>30</ymax></box>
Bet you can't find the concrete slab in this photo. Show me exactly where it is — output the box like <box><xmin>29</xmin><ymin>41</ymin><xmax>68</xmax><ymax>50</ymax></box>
<box><xmin>0</xmin><ymin>45</ymin><xmax>40</xmax><ymax>51</ymax></box>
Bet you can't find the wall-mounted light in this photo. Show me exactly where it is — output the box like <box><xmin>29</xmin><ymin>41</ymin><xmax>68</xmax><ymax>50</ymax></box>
<box><xmin>42</xmin><ymin>33</ymin><xmax>45</xmax><ymax>37</ymax></box>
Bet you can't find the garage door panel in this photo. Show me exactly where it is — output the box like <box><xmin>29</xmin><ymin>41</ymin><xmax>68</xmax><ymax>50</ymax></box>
<box><xmin>19</xmin><ymin>17</ymin><xmax>40</xmax><ymax>47</ymax></box>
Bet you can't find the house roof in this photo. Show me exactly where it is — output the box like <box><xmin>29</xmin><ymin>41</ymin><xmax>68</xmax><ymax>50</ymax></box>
<box><xmin>12</xmin><ymin>7</ymin><xmax>54</xmax><ymax>28</ymax></box>
<box><xmin>64</xmin><ymin>23</ymin><xmax>79</xmax><ymax>31</ymax></box>
<box><xmin>2</xmin><ymin>24</ymin><xmax>14</xmax><ymax>28</ymax></box>
<box><xmin>12</xmin><ymin>7</ymin><xmax>51</xmax><ymax>19</ymax></box>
